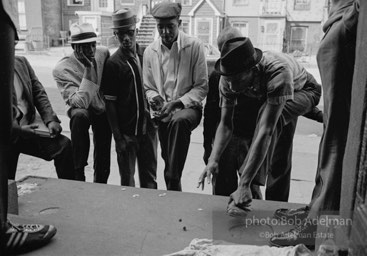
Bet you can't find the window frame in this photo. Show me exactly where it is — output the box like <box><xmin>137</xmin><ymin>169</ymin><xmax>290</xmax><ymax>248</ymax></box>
<box><xmin>181</xmin><ymin>0</ymin><xmax>192</xmax><ymax>6</ymax></box>
<box><xmin>18</xmin><ymin>0</ymin><xmax>27</xmax><ymax>31</ymax></box>
<box><xmin>289</xmin><ymin>25</ymin><xmax>308</xmax><ymax>53</ymax></box>
<box><xmin>99</xmin><ymin>0</ymin><xmax>108</xmax><ymax>8</ymax></box>
<box><xmin>294</xmin><ymin>0</ymin><xmax>310</xmax><ymax>10</ymax></box>
<box><xmin>263</xmin><ymin>0</ymin><xmax>283</xmax><ymax>14</ymax></box>
<box><xmin>195</xmin><ymin>17</ymin><xmax>213</xmax><ymax>45</ymax></box>
<box><xmin>120</xmin><ymin>0</ymin><xmax>135</xmax><ymax>6</ymax></box>
<box><xmin>231</xmin><ymin>21</ymin><xmax>249</xmax><ymax>37</ymax></box>
<box><xmin>67</xmin><ymin>0</ymin><xmax>85</xmax><ymax>6</ymax></box>
<box><xmin>262</xmin><ymin>20</ymin><xmax>282</xmax><ymax>51</ymax></box>
<box><xmin>233</xmin><ymin>0</ymin><xmax>249</xmax><ymax>6</ymax></box>
<box><xmin>96</xmin><ymin>0</ymin><xmax>114</xmax><ymax>11</ymax></box>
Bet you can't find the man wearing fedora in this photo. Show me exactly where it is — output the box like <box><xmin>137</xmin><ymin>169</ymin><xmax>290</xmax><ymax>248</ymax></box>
<box><xmin>202</xmin><ymin>26</ymin><xmax>265</xmax><ymax>199</ymax></box>
<box><xmin>101</xmin><ymin>9</ymin><xmax>157</xmax><ymax>188</ymax></box>
<box><xmin>53</xmin><ymin>23</ymin><xmax>112</xmax><ymax>183</ymax></box>
<box><xmin>201</xmin><ymin>27</ymin><xmax>323</xmax><ymax>201</ymax></box>
<box><xmin>199</xmin><ymin>37</ymin><xmax>321</xmax><ymax>210</ymax></box>
<box><xmin>143</xmin><ymin>2</ymin><xmax>208</xmax><ymax>191</ymax></box>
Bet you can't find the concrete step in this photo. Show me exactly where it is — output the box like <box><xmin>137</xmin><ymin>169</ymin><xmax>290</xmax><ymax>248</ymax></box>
<box><xmin>137</xmin><ymin>38</ymin><xmax>154</xmax><ymax>41</ymax></box>
<box><xmin>137</xmin><ymin>31</ymin><xmax>154</xmax><ymax>35</ymax></box>
<box><xmin>15</xmin><ymin>176</ymin><xmax>307</xmax><ymax>255</ymax></box>
<box><xmin>137</xmin><ymin>32</ymin><xmax>154</xmax><ymax>36</ymax></box>
<box><xmin>141</xmin><ymin>23</ymin><xmax>155</xmax><ymax>26</ymax></box>
<box><xmin>136</xmin><ymin>37</ymin><xmax>154</xmax><ymax>41</ymax></box>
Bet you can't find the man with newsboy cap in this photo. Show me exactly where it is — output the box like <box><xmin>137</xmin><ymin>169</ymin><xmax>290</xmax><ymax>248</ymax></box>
<box><xmin>198</xmin><ymin>37</ymin><xmax>321</xmax><ymax>215</ymax></box>
<box><xmin>101</xmin><ymin>9</ymin><xmax>157</xmax><ymax>188</ymax></box>
<box><xmin>143</xmin><ymin>2</ymin><xmax>208</xmax><ymax>191</ymax></box>
<box><xmin>53</xmin><ymin>23</ymin><xmax>112</xmax><ymax>183</ymax></box>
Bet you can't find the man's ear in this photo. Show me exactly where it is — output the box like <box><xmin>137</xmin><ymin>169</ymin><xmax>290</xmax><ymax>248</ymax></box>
<box><xmin>178</xmin><ymin>19</ymin><xmax>182</xmax><ymax>27</ymax></box>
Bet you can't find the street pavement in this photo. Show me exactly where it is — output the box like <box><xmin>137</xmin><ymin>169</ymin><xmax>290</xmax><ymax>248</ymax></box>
<box><xmin>14</xmin><ymin>47</ymin><xmax>323</xmax><ymax>205</ymax></box>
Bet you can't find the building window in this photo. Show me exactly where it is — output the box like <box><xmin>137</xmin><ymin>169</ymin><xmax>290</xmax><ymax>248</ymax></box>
<box><xmin>18</xmin><ymin>0</ymin><xmax>27</xmax><ymax>30</ymax></box>
<box><xmin>120</xmin><ymin>0</ymin><xmax>135</xmax><ymax>5</ymax></box>
<box><xmin>263</xmin><ymin>0</ymin><xmax>283</xmax><ymax>14</ymax></box>
<box><xmin>99</xmin><ymin>0</ymin><xmax>108</xmax><ymax>8</ymax></box>
<box><xmin>68</xmin><ymin>0</ymin><xmax>84</xmax><ymax>6</ymax></box>
<box><xmin>82</xmin><ymin>16</ymin><xmax>100</xmax><ymax>36</ymax></box>
<box><xmin>181</xmin><ymin>21</ymin><xmax>190</xmax><ymax>34</ymax></box>
<box><xmin>196</xmin><ymin>18</ymin><xmax>212</xmax><ymax>44</ymax></box>
<box><xmin>231</xmin><ymin>22</ymin><xmax>248</xmax><ymax>37</ymax></box>
<box><xmin>181</xmin><ymin>0</ymin><xmax>192</xmax><ymax>6</ymax></box>
<box><xmin>233</xmin><ymin>0</ymin><xmax>249</xmax><ymax>6</ymax></box>
<box><xmin>94</xmin><ymin>0</ymin><xmax>113</xmax><ymax>11</ymax></box>
<box><xmin>294</xmin><ymin>0</ymin><xmax>310</xmax><ymax>10</ymax></box>
<box><xmin>290</xmin><ymin>26</ymin><xmax>308</xmax><ymax>53</ymax></box>
<box><xmin>263</xmin><ymin>21</ymin><xmax>281</xmax><ymax>51</ymax></box>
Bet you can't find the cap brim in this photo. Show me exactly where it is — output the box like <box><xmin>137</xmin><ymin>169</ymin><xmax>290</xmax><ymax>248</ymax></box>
<box><xmin>214</xmin><ymin>48</ymin><xmax>263</xmax><ymax>76</ymax></box>
<box><xmin>153</xmin><ymin>15</ymin><xmax>178</xmax><ymax>19</ymax></box>
<box><xmin>110</xmin><ymin>18</ymin><xmax>140</xmax><ymax>29</ymax></box>
<box><xmin>71</xmin><ymin>37</ymin><xmax>98</xmax><ymax>44</ymax></box>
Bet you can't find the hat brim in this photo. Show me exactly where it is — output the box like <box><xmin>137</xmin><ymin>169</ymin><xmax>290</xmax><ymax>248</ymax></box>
<box><xmin>214</xmin><ymin>48</ymin><xmax>263</xmax><ymax>76</ymax></box>
<box><xmin>110</xmin><ymin>18</ymin><xmax>140</xmax><ymax>29</ymax></box>
<box><xmin>71</xmin><ymin>37</ymin><xmax>98</xmax><ymax>44</ymax></box>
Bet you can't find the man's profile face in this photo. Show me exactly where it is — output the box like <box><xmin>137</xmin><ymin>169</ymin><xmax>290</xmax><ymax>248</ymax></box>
<box><xmin>114</xmin><ymin>25</ymin><xmax>136</xmax><ymax>51</ymax></box>
<box><xmin>156</xmin><ymin>18</ymin><xmax>181</xmax><ymax>47</ymax></box>
<box><xmin>225</xmin><ymin>68</ymin><xmax>255</xmax><ymax>93</ymax></box>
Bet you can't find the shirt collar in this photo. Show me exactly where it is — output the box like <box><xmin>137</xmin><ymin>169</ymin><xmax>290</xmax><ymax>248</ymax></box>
<box><xmin>159</xmin><ymin>31</ymin><xmax>182</xmax><ymax>51</ymax></box>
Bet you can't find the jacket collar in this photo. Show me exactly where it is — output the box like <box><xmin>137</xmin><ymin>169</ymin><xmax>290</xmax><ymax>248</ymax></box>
<box><xmin>117</xmin><ymin>43</ymin><xmax>143</xmax><ymax>61</ymax></box>
<box><xmin>151</xmin><ymin>31</ymin><xmax>190</xmax><ymax>52</ymax></box>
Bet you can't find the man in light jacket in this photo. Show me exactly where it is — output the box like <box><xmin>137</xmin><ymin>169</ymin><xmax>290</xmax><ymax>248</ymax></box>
<box><xmin>143</xmin><ymin>2</ymin><xmax>208</xmax><ymax>191</ymax></box>
<box><xmin>53</xmin><ymin>23</ymin><xmax>112</xmax><ymax>183</ymax></box>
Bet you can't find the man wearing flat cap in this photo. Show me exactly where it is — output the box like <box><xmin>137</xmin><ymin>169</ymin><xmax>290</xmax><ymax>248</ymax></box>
<box><xmin>53</xmin><ymin>23</ymin><xmax>112</xmax><ymax>183</ymax></box>
<box><xmin>199</xmin><ymin>37</ymin><xmax>322</xmax><ymax>211</ymax></box>
<box><xmin>144</xmin><ymin>2</ymin><xmax>208</xmax><ymax>191</ymax></box>
<box><xmin>101</xmin><ymin>9</ymin><xmax>157</xmax><ymax>188</ymax></box>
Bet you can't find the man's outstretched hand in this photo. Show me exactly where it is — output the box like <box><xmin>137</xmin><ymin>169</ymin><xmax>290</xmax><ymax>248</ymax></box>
<box><xmin>197</xmin><ymin>161</ymin><xmax>218</xmax><ymax>190</ymax></box>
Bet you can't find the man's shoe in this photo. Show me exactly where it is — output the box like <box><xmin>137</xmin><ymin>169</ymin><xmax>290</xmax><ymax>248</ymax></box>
<box><xmin>5</xmin><ymin>220</ymin><xmax>57</xmax><ymax>254</ymax></box>
<box><xmin>273</xmin><ymin>206</ymin><xmax>309</xmax><ymax>222</ymax></box>
<box><xmin>269</xmin><ymin>219</ymin><xmax>317</xmax><ymax>250</ymax></box>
